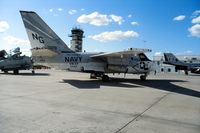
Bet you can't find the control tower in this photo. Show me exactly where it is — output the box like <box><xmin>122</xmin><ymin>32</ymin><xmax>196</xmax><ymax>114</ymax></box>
<box><xmin>69</xmin><ymin>27</ymin><xmax>84</xmax><ymax>52</ymax></box>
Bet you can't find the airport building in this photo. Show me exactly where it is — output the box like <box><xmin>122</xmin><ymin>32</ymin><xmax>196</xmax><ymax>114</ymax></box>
<box><xmin>153</xmin><ymin>54</ymin><xmax>200</xmax><ymax>74</ymax></box>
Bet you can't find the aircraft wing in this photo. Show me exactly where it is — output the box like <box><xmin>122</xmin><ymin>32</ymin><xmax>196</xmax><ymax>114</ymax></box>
<box><xmin>91</xmin><ymin>48</ymin><xmax>152</xmax><ymax>59</ymax></box>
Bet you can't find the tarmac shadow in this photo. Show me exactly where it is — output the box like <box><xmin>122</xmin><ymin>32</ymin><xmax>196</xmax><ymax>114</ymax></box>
<box><xmin>188</xmin><ymin>74</ymin><xmax>200</xmax><ymax>76</ymax></box>
<box><xmin>61</xmin><ymin>78</ymin><xmax>200</xmax><ymax>98</ymax></box>
<box><xmin>0</xmin><ymin>72</ymin><xmax>50</xmax><ymax>76</ymax></box>
<box><xmin>61</xmin><ymin>79</ymin><xmax>141</xmax><ymax>89</ymax></box>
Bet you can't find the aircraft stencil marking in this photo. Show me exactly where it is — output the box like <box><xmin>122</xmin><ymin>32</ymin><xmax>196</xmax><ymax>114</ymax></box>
<box><xmin>32</xmin><ymin>33</ymin><xmax>44</xmax><ymax>43</ymax></box>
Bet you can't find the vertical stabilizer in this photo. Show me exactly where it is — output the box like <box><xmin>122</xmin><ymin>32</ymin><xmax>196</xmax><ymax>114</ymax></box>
<box><xmin>20</xmin><ymin>11</ymin><xmax>74</xmax><ymax>55</ymax></box>
<box><xmin>164</xmin><ymin>53</ymin><xmax>179</xmax><ymax>63</ymax></box>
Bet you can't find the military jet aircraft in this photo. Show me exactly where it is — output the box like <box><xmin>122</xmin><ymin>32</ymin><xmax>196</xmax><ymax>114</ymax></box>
<box><xmin>20</xmin><ymin>10</ymin><xmax>155</xmax><ymax>81</ymax></box>
<box><xmin>164</xmin><ymin>53</ymin><xmax>200</xmax><ymax>75</ymax></box>
<box><xmin>0</xmin><ymin>47</ymin><xmax>34</xmax><ymax>74</ymax></box>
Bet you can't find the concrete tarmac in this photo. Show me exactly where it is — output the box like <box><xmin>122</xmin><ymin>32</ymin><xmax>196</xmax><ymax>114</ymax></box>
<box><xmin>0</xmin><ymin>70</ymin><xmax>200</xmax><ymax>133</ymax></box>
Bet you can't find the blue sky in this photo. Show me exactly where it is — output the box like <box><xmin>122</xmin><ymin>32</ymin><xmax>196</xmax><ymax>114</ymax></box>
<box><xmin>0</xmin><ymin>0</ymin><xmax>200</xmax><ymax>58</ymax></box>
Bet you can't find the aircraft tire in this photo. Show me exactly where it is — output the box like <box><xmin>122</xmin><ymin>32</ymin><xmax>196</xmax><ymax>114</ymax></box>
<box><xmin>32</xmin><ymin>70</ymin><xmax>35</xmax><ymax>74</ymax></box>
<box><xmin>184</xmin><ymin>70</ymin><xmax>188</xmax><ymax>75</ymax></box>
<box><xmin>102</xmin><ymin>75</ymin><xmax>109</xmax><ymax>82</ymax></box>
<box><xmin>13</xmin><ymin>70</ymin><xmax>19</xmax><ymax>75</ymax></box>
<box><xmin>140</xmin><ymin>75</ymin><xmax>146</xmax><ymax>81</ymax></box>
<box><xmin>3</xmin><ymin>70</ymin><xmax>8</xmax><ymax>73</ymax></box>
<box><xmin>90</xmin><ymin>73</ymin><xmax>97</xmax><ymax>79</ymax></box>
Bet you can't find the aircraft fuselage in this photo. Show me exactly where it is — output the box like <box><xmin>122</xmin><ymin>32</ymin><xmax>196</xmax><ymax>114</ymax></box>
<box><xmin>33</xmin><ymin>52</ymin><xmax>153</xmax><ymax>75</ymax></box>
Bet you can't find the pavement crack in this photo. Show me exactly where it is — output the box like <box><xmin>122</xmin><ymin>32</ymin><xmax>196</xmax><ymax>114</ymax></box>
<box><xmin>115</xmin><ymin>92</ymin><xmax>170</xmax><ymax>133</ymax></box>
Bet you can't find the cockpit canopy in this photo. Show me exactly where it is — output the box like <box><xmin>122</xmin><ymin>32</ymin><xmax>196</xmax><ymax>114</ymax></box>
<box><xmin>138</xmin><ymin>53</ymin><xmax>151</xmax><ymax>61</ymax></box>
<box><xmin>0</xmin><ymin>50</ymin><xmax>7</xmax><ymax>59</ymax></box>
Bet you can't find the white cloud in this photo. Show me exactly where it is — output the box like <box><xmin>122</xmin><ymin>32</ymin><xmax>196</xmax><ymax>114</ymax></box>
<box><xmin>94</xmin><ymin>49</ymin><xmax>100</xmax><ymax>52</ymax></box>
<box><xmin>53</xmin><ymin>14</ymin><xmax>58</xmax><ymax>17</ymax></box>
<box><xmin>173</xmin><ymin>15</ymin><xmax>186</xmax><ymax>21</ymax></box>
<box><xmin>81</xmin><ymin>8</ymin><xmax>85</xmax><ymax>11</ymax></box>
<box><xmin>0</xmin><ymin>21</ymin><xmax>9</xmax><ymax>33</ymax></box>
<box><xmin>192</xmin><ymin>16</ymin><xmax>200</xmax><ymax>24</ymax></box>
<box><xmin>20</xmin><ymin>48</ymin><xmax>31</xmax><ymax>56</ymax></box>
<box><xmin>177</xmin><ymin>50</ymin><xmax>193</xmax><ymax>55</ymax></box>
<box><xmin>154</xmin><ymin>52</ymin><xmax>163</xmax><ymax>56</ymax></box>
<box><xmin>128</xmin><ymin>14</ymin><xmax>132</xmax><ymax>18</ymax></box>
<box><xmin>186</xmin><ymin>50</ymin><xmax>193</xmax><ymax>54</ymax></box>
<box><xmin>192</xmin><ymin>10</ymin><xmax>200</xmax><ymax>17</ymax></box>
<box><xmin>57</xmin><ymin>8</ymin><xmax>63</xmax><ymax>11</ymax></box>
<box><xmin>131</xmin><ymin>21</ymin><xmax>139</xmax><ymax>26</ymax></box>
<box><xmin>77</xmin><ymin>12</ymin><xmax>111</xmax><ymax>26</ymax></box>
<box><xmin>68</xmin><ymin>9</ymin><xmax>77</xmax><ymax>15</ymax></box>
<box><xmin>49</xmin><ymin>9</ymin><xmax>53</xmax><ymax>12</ymax></box>
<box><xmin>188</xmin><ymin>24</ymin><xmax>200</xmax><ymax>38</ymax></box>
<box><xmin>3</xmin><ymin>36</ymin><xmax>30</xmax><ymax>45</ymax></box>
<box><xmin>88</xmin><ymin>30</ymin><xmax>139</xmax><ymax>42</ymax></box>
<box><xmin>77</xmin><ymin>12</ymin><xmax>125</xmax><ymax>26</ymax></box>
<box><xmin>109</xmin><ymin>14</ymin><xmax>124</xmax><ymax>25</ymax></box>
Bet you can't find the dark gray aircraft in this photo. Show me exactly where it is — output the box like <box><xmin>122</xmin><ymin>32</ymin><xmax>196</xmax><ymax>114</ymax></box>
<box><xmin>164</xmin><ymin>53</ymin><xmax>200</xmax><ymax>75</ymax></box>
<box><xmin>0</xmin><ymin>47</ymin><xmax>34</xmax><ymax>74</ymax></box>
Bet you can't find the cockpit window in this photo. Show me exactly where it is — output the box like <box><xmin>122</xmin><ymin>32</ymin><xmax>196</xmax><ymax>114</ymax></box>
<box><xmin>138</xmin><ymin>53</ymin><xmax>150</xmax><ymax>61</ymax></box>
<box><xmin>130</xmin><ymin>56</ymin><xmax>140</xmax><ymax>61</ymax></box>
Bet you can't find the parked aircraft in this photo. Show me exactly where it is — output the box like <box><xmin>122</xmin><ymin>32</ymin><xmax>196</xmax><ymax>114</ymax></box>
<box><xmin>164</xmin><ymin>53</ymin><xmax>200</xmax><ymax>75</ymax></box>
<box><xmin>20</xmin><ymin>11</ymin><xmax>155</xmax><ymax>81</ymax></box>
<box><xmin>0</xmin><ymin>47</ymin><xmax>34</xmax><ymax>74</ymax></box>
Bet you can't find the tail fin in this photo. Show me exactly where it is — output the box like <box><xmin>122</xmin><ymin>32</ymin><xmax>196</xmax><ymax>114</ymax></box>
<box><xmin>20</xmin><ymin>11</ymin><xmax>74</xmax><ymax>56</ymax></box>
<box><xmin>163</xmin><ymin>53</ymin><xmax>180</xmax><ymax>64</ymax></box>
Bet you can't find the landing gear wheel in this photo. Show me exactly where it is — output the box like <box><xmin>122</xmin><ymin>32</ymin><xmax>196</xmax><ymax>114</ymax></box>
<box><xmin>13</xmin><ymin>70</ymin><xmax>19</xmax><ymax>75</ymax></box>
<box><xmin>90</xmin><ymin>73</ymin><xmax>97</xmax><ymax>79</ymax></box>
<box><xmin>140</xmin><ymin>75</ymin><xmax>146</xmax><ymax>81</ymax></box>
<box><xmin>102</xmin><ymin>75</ymin><xmax>109</xmax><ymax>82</ymax></box>
<box><xmin>184</xmin><ymin>70</ymin><xmax>188</xmax><ymax>75</ymax></box>
<box><xmin>32</xmin><ymin>70</ymin><xmax>35</xmax><ymax>74</ymax></box>
<box><xmin>3</xmin><ymin>70</ymin><xmax>8</xmax><ymax>73</ymax></box>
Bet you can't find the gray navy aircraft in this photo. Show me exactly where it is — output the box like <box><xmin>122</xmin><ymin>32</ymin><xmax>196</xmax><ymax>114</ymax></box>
<box><xmin>20</xmin><ymin>11</ymin><xmax>155</xmax><ymax>81</ymax></box>
<box><xmin>164</xmin><ymin>53</ymin><xmax>200</xmax><ymax>75</ymax></box>
<box><xmin>0</xmin><ymin>47</ymin><xmax>34</xmax><ymax>74</ymax></box>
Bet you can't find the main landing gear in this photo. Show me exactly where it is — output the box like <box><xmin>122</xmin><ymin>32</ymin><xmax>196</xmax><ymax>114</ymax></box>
<box><xmin>90</xmin><ymin>73</ymin><xmax>97</xmax><ymax>79</ymax></box>
<box><xmin>13</xmin><ymin>69</ymin><xmax>19</xmax><ymax>75</ymax></box>
<box><xmin>184</xmin><ymin>70</ymin><xmax>188</xmax><ymax>75</ymax></box>
<box><xmin>90</xmin><ymin>73</ymin><xmax>148</xmax><ymax>81</ymax></box>
<box><xmin>140</xmin><ymin>73</ymin><xmax>147</xmax><ymax>81</ymax></box>
<box><xmin>90</xmin><ymin>73</ymin><xmax>110</xmax><ymax>81</ymax></box>
<box><xmin>32</xmin><ymin>70</ymin><xmax>35</xmax><ymax>74</ymax></box>
<box><xmin>102</xmin><ymin>75</ymin><xmax>109</xmax><ymax>81</ymax></box>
